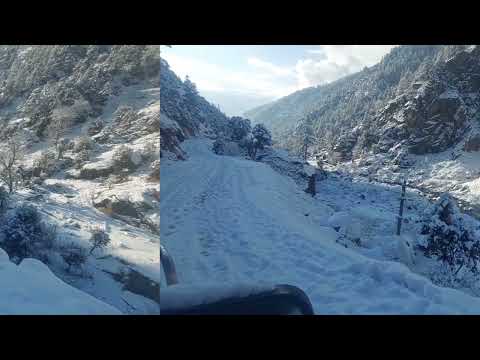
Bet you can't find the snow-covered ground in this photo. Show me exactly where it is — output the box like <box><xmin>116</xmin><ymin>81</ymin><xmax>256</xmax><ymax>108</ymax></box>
<box><xmin>161</xmin><ymin>138</ymin><xmax>480</xmax><ymax>314</ymax></box>
<box><xmin>0</xmin><ymin>83</ymin><xmax>160</xmax><ymax>314</ymax></box>
<box><xmin>0</xmin><ymin>248</ymin><xmax>120</xmax><ymax>314</ymax></box>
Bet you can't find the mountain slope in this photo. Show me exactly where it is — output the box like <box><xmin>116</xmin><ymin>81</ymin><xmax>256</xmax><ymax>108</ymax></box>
<box><xmin>160</xmin><ymin>58</ymin><xmax>230</xmax><ymax>159</ymax></box>
<box><xmin>0</xmin><ymin>45</ymin><xmax>160</xmax><ymax>314</ymax></box>
<box><xmin>246</xmin><ymin>45</ymin><xmax>480</xmax><ymax>163</ymax></box>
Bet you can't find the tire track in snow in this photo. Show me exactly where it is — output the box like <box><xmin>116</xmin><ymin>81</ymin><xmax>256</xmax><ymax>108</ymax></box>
<box><xmin>161</xmin><ymin>139</ymin><xmax>480</xmax><ymax>314</ymax></box>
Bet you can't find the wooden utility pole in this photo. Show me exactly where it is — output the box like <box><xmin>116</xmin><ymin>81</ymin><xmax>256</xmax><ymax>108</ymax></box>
<box><xmin>396</xmin><ymin>177</ymin><xmax>407</xmax><ymax>236</ymax></box>
<box><xmin>305</xmin><ymin>174</ymin><xmax>316</xmax><ymax>197</ymax></box>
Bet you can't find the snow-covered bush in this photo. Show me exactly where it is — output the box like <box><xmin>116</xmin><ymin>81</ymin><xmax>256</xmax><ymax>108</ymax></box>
<box><xmin>112</xmin><ymin>145</ymin><xmax>136</xmax><ymax>173</ymax></box>
<box><xmin>140</xmin><ymin>142</ymin><xmax>158</xmax><ymax>162</ymax></box>
<box><xmin>74</xmin><ymin>136</ymin><xmax>94</xmax><ymax>153</ymax></box>
<box><xmin>88</xmin><ymin>227</ymin><xmax>111</xmax><ymax>255</ymax></box>
<box><xmin>61</xmin><ymin>244</ymin><xmax>87</xmax><ymax>273</ymax></box>
<box><xmin>33</xmin><ymin>150</ymin><xmax>57</xmax><ymax>176</ymax></box>
<box><xmin>74</xmin><ymin>149</ymin><xmax>90</xmax><ymax>169</ymax></box>
<box><xmin>417</xmin><ymin>194</ymin><xmax>480</xmax><ymax>277</ymax></box>
<box><xmin>0</xmin><ymin>205</ymin><xmax>57</xmax><ymax>264</ymax></box>
<box><xmin>52</xmin><ymin>99</ymin><xmax>91</xmax><ymax>125</ymax></box>
<box><xmin>212</xmin><ymin>138</ymin><xmax>226</xmax><ymax>155</ymax></box>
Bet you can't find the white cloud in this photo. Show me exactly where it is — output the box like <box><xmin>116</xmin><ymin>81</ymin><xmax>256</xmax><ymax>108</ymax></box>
<box><xmin>247</xmin><ymin>57</ymin><xmax>294</xmax><ymax>77</ymax></box>
<box><xmin>296</xmin><ymin>45</ymin><xmax>396</xmax><ymax>88</ymax></box>
<box><xmin>162</xmin><ymin>45</ymin><xmax>396</xmax><ymax>115</ymax></box>
<box><xmin>162</xmin><ymin>52</ymin><xmax>297</xmax><ymax>99</ymax></box>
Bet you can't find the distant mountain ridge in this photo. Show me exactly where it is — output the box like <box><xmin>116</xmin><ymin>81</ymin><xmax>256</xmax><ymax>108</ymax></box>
<box><xmin>245</xmin><ymin>45</ymin><xmax>480</xmax><ymax>164</ymax></box>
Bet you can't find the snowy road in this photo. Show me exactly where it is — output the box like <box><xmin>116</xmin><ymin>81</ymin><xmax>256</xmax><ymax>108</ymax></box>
<box><xmin>161</xmin><ymin>139</ymin><xmax>480</xmax><ymax>314</ymax></box>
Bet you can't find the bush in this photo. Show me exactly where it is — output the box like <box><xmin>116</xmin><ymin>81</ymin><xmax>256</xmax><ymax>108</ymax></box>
<box><xmin>88</xmin><ymin>227</ymin><xmax>111</xmax><ymax>255</ymax></box>
<box><xmin>74</xmin><ymin>136</ymin><xmax>94</xmax><ymax>153</ymax></box>
<box><xmin>417</xmin><ymin>194</ymin><xmax>480</xmax><ymax>277</ymax></box>
<box><xmin>112</xmin><ymin>145</ymin><xmax>136</xmax><ymax>173</ymax></box>
<box><xmin>61</xmin><ymin>245</ymin><xmax>87</xmax><ymax>273</ymax></box>
<box><xmin>141</xmin><ymin>142</ymin><xmax>157</xmax><ymax>162</ymax></box>
<box><xmin>0</xmin><ymin>186</ymin><xmax>8</xmax><ymax>214</ymax></box>
<box><xmin>212</xmin><ymin>138</ymin><xmax>225</xmax><ymax>155</ymax></box>
<box><xmin>1</xmin><ymin>205</ymin><xmax>56</xmax><ymax>263</ymax></box>
<box><xmin>74</xmin><ymin>149</ymin><xmax>90</xmax><ymax>169</ymax></box>
<box><xmin>33</xmin><ymin>150</ymin><xmax>57</xmax><ymax>177</ymax></box>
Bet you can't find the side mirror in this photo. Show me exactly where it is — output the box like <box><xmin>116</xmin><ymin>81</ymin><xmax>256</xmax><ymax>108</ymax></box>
<box><xmin>161</xmin><ymin>284</ymin><xmax>314</xmax><ymax>315</ymax></box>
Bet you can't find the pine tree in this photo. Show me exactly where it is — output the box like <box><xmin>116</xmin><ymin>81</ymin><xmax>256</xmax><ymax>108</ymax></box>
<box><xmin>294</xmin><ymin>117</ymin><xmax>315</xmax><ymax>160</ymax></box>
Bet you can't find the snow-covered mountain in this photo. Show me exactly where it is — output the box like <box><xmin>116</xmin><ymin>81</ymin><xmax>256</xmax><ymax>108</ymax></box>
<box><xmin>0</xmin><ymin>45</ymin><xmax>160</xmax><ymax>314</ymax></box>
<box><xmin>245</xmin><ymin>45</ymin><xmax>479</xmax><ymax>161</ymax></box>
<box><xmin>160</xmin><ymin>58</ymin><xmax>231</xmax><ymax>160</ymax></box>
<box><xmin>243</xmin><ymin>45</ymin><xmax>480</xmax><ymax>217</ymax></box>
<box><xmin>160</xmin><ymin>50</ymin><xmax>480</xmax><ymax>314</ymax></box>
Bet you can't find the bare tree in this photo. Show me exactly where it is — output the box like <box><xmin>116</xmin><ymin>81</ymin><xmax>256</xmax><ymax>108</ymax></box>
<box><xmin>88</xmin><ymin>227</ymin><xmax>111</xmax><ymax>255</ymax></box>
<box><xmin>47</xmin><ymin>114</ymin><xmax>69</xmax><ymax>160</ymax></box>
<box><xmin>0</xmin><ymin>137</ymin><xmax>23</xmax><ymax>193</ymax></box>
<box><xmin>47</xmin><ymin>102</ymin><xmax>89</xmax><ymax>159</ymax></box>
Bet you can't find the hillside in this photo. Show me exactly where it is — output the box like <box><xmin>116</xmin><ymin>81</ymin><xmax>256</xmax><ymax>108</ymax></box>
<box><xmin>0</xmin><ymin>45</ymin><xmax>160</xmax><ymax>314</ymax></box>
<box><xmin>245</xmin><ymin>45</ymin><xmax>479</xmax><ymax>160</ymax></box>
<box><xmin>160</xmin><ymin>58</ymin><xmax>230</xmax><ymax>160</ymax></box>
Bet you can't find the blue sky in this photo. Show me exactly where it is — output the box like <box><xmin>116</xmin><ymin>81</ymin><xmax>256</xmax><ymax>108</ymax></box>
<box><xmin>161</xmin><ymin>45</ymin><xmax>396</xmax><ymax>116</ymax></box>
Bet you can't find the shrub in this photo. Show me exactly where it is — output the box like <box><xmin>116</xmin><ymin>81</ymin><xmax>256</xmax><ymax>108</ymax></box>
<box><xmin>74</xmin><ymin>149</ymin><xmax>90</xmax><ymax>169</ymax></box>
<box><xmin>417</xmin><ymin>194</ymin><xmax>480</xmax><ymax>277</ymax></box>
<box><xmin>88</xmin><ymin>227</ymin><xmax>111</xmax><ymax>255</ymax></box>
<box><xmin>212</xmin><ymin>138</ymin><xmax>225</xmax><ymax>155</ymax></box>
<box><xmin>141</xmin><ymin>142</ymin><xmax>157</xmax><ymax>162</ymax></box>
<box><xmin>33</xmin><ymin>150</ymin><xmax>57</xmax><ymax>177</ymax></box>
<box><xmin>112</xmin><ymin>145</ymin><xmax>136</xmax><ymax>173</ymax></box>
<box><xmin>0</xmin><ymin>186</ymin><xmax>8</xmax><ymax>214</ymax></box>
<box><xmin>1</xmin><ymin>205</ymin><xmax>56</xmax><ymax>263</ymax></box>
<box><xmin>61</xmin><ymin>245</ymin><xmax>87</xmax><ymax>273</ymax></box>
<box><xmin>74</xmin><ymin>136</ymin><xmax>94</xmax><ymax>153</ymax></box>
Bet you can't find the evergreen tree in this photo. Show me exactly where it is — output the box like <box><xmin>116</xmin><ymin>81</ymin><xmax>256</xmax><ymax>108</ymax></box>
<box><xmin>250</xmin><ymin>123</ymin><xmax>272</xmax><ymax>159</ymax></box>
<box><xmin>294</xmin><ymin>117</ymin><xmax>315</xmax><ymax>160</ymax></box>
<box><xmin>230</xmin><ymin>117</ymin><xmax>251</xmax><ymax>141</ymax></box>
